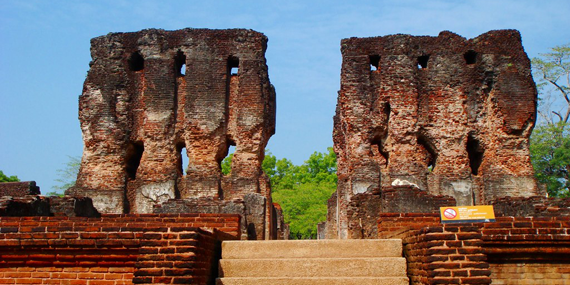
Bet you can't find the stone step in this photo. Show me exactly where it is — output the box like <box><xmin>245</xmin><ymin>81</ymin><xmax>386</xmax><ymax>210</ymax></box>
<box><xmin>221</xmin><ymin>239</ymin><xmax>403</xmax><ymax>259</ymax></box>
<box><xmin>219</xmin><ymin>257</ymin><xmax>407</xmax><ymax>278</ymax></box>
<box><xmin>216</xmin><ymin>277</ymin><xmax>409</xmax><ymax>285</ymax></box>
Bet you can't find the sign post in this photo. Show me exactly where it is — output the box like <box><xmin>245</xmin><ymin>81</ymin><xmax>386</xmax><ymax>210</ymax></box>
<box><xmin>439</xmin><ymin>205</ymin><xmax>496</xmax><ymax>223</ymax></box>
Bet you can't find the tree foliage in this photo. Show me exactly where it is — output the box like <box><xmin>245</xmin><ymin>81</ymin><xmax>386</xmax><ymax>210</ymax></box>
<box><xmin>267</xmin><ymin>147</ymin><xmax>337</xmax><ymax>239</ymax></box>
<box><xmin>530</xmin><ymin>122</ymin><xmax>570</xmax><ymax>197</ymax></box>
<box><xmin>531</xmin><ymin>44</ymin><xmax>570</xmax><ymax>125</ymax></box>
<box><xmin>0</xmin><ymin>170</ymin><xmax>20</xmax><ymax>182</ymax></box>
<box><xmin>220</xmin><ymin>148</ymin><xmax>337</xmax><ymax>239</ymax></box>
<box><xmin>53</xmin><ymin>156</ymin><xmax>81</xmax><ymax>192</ymax></box>
<box><xmin>530</xmin><ymin>44</ymin><xmax>570</xmax><ymax>197</ymax></box>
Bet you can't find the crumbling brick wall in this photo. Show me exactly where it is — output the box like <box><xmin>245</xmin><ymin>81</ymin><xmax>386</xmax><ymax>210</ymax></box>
<box><xmin>67</xmin><ymin>28</ymin><xmax>276</xmax><ymax>215</ymax></box>
<box><xmin>0</xmin><ymin>195</ymin><xmax>100</xmax><ymax>217</ymax></box>
<box><xmin>328</xmin><ymin>30</ymin><xmax>539</xmax><ymax>238</ymax></box>
<box><xmin>0</xmin><ymin>181</ymin><xmax>40</xmax><ymax>197</ymax></box>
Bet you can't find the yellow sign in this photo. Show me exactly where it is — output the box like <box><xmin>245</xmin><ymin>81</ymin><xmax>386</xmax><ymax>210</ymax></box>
<box><xmin>440</xmin><ymin>205</ymin><xmax>495</xmax><ymax>223</ymax></box>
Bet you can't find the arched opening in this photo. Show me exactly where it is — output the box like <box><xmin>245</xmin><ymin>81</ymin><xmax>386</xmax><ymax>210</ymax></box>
<box><xmin>467</xmin><ymin>135</ymin><xmax>484</xmax><ymax>175</ymax></box>
<box><xmin>464</xmin><ymin>50</ymin><xmax>477</xmax><ymax>65</ymax></box>
<box><xmin>174</xmin><ymin>50</ymin><xmax>186</xmax><ymax>76</ymax></box>
<box><xmin>128</xmin><ymin>52</ymin><xmax>144</xmax><ymax>72</ymax></box>
<box><xmin>369</xmin><ymin>54</ymin><xmax>380</xmax><ymax>71</ymax></box>
<box><xmin>125</xmin><ymin>141</ymin><xmax>144</xmax><ymax>180</ymax></box>
<box><xmin>417</xmin><ymin>55</ymin><xmax>430</xmax><ymax>69</ymax></box>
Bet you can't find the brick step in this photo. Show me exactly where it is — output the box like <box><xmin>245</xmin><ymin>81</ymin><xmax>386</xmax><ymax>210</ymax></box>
<box><xmin>221</xmin><ymin>239</ymin><xmax>403</xmax><ymax>259</ymax></box>
<box><xmin>219</xmin><ymin>257</ymin><xmax>407</xmax><ymax>278</ymax></box>
<box><xmin>216</xmin><ymin>277</ymin><xmax>409</xmax><ymax>285</ymax></box>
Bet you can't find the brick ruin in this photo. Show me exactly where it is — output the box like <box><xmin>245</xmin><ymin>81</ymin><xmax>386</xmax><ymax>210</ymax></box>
<box><xmin>326</xmin><ymin>30</ymin><xmax>541</xmax><ymax>239</ymax></box>
<box><xmin>65</xmin><ymin>28</ymin><xmax>282</xmax><ymax>240</ymax></box>
<box><xmin>2</xmin><ymin>28</ymin><xmax>570</xmax><ymax>285</ymax></box>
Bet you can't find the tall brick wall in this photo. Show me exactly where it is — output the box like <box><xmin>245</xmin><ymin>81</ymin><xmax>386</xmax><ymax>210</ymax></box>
<box><xmin>0</xmin><ymin>214</ymin><xmax>240</xmax><ymax>284</ymax></box>
<box><xmin>67</xmin><ymin>28</ymin><xmax>276</xmax><ymax>215</ymax></box>
<box><xmin>328</xmin><ymin>29</ymin><xmax>539</xmax><ymax>238</ymax></box>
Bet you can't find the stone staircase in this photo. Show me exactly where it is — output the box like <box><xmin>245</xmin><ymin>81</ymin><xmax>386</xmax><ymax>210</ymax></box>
<box><xmin>216</xmin><ymin>239</ymin><xmax>409</xmax><ymax>285</ymax></box>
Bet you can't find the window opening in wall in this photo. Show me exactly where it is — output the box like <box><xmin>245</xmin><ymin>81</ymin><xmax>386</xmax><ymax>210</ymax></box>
<box><xmin>417</xmin><ymin>135</ymin><xmax>437</xmax><ymax>171</ymax></box>
<box><xmin>128</xmin><ymin>52</ymin><xmax>144</xmax><ymax>71</ymax></box>
<box><xmin>125</xmin><ymin>142</ymin><xmax>144</xmax><ymax>180</ymax></box>
<box><xmin>174</xmin><ymin>50</ymin><xmax>186</xmax><ymax>76</ymax></box>
<box><xmin>467</xmin><ymin>135</ymin><xmax>484</xmax><ymax>175</ymax></box>
<box><xmin>464</xmin><ymin>50</ymin><xmax>477</xmax><ymax>65</ymax></box>
<box><xmin>228</xmin><ymin>56</ymin><xmax>239</xmax><ymax>75</ymax></box>
<box><xmin>417</xmin><ymin>55</ymin><xmax>430</xmax><ymax>69</ymax></box>
<box><xmin>221</xmin><ymin>144</ymin><xmax>236</xmax><ymax>175</ymax></box>
<box><xmin>369</xmin><ymin>55</ymin><xmax>380</xmax><ymax>71</ymax></box>
<box><xmin>176</xmin><ymin>142</ymin><xmax>188</xmax><ymax>176</ymax></box>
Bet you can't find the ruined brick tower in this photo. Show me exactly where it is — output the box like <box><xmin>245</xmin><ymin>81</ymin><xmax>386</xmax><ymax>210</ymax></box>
<box><xmin>67</xmin><ymin>29</ymin><xmax>276</xmax><ymax>215</ymax></box>
<box><xmin>327</xmin><ymin>30</ymin><xmax>539</xmax><ymax>238</ymax></box>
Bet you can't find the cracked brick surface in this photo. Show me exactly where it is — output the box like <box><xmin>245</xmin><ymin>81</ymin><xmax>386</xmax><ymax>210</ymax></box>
<box><xmin>66</xmin><ymin>28</ymin><xmax>275</xmax><ymax>215</ymax></box>
<box><xmin>327</xmin><ymin>30</ymin><xmax>539</xmax><ymax>239</ymax></box>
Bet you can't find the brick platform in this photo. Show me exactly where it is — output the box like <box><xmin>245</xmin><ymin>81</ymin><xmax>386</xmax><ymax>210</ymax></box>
<box><xmin>0</xmin><ymin>214</ymin><xmax>240</xmax><ymax>284</ymax></box>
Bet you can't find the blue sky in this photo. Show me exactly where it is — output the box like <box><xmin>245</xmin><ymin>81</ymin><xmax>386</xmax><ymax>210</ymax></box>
<box><xmin>1</xmin><ymin>0</ymin><xmax>569</xmax><ymax>193</ymax></box>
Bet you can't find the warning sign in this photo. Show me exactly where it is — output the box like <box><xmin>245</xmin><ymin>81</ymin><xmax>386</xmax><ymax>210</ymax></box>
<box><xmin>439</xmin><ymin>205</ymin><xmax>495</xmax><ymax>223</ymax></box>
<box><xmin>443</xmin><ymin>208</ymin><xmax>457</xmax><ymax>219</ymax></box>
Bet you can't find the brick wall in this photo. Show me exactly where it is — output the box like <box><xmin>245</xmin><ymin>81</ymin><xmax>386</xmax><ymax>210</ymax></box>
<box><xmin>378</xmin><ymin>213</ymin><xmax>441</xmax><ymax>239</ymax></box>
<box><xmin>0</xmin><ymin>267</ymin><xmax>134</xmax><ymax>285</ymax></box>
<box><xmin>0</xmin><ymin>195</ymin><xmax>100</xmax><ymax>217</ymax></box>
<box><xmin>345</xmin><ymin>186</ymin><xmax>455</xmax><ymax>239</ymax></box>
<box><xmin>0</xmin><ymin>182</ymin><xmax>40</xmax><ymax>197</ymax></box>
<box><xmin>492</xmin><ymin>196</ymin><xmax>570</xmax><ymax>217</ymax></box>
<box><xmin>330</xmin><ymin>29</ymin><xmax>539</xmax><ymax>239</ymax></box>
<box><xmin>378</xmin><ymin>214</ymin><xmax>570</xmax><ymax>284</ymax></box>
<box><xmin>482</xmin><ymin>216</ymin><xmax>570</xmax><ymax>285</ymax></box>
<box><xmin>0</xmin><ymin>214</ymin><xmax>240</xmax><ymax>284</ymax></box>
<box><xmin>490</xmin><ymin>263</ymin><xmax>570</xmax><ymax>284</ymax></box>
<box><xmin>401</xmin><ymin>223</ymin><xmax>491</xmax><ymax>285</ymax></box>
<box><xmin>381</xmin><ymin>186</ymin><xmax>456</xmax><ymax>214</ymax></box>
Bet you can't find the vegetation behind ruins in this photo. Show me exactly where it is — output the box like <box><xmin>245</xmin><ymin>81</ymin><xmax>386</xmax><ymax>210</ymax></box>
<box><xmin>0</xmin><ymin>170</ymin><xmax>19</xmax><ymax>182</ymax></box>
<box><xmin>223</xmin><ymin>148</ymin><xmax>337</xmax><ymax>239</ymax></box>
<box><xmin>530</xmin><ymin>43</ymin><xmax>570</xmax><ymax>197</ymax></box>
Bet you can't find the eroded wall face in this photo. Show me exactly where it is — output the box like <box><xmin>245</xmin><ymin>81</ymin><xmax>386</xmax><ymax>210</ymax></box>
<box><xmin>68</xmin><ymin>29</ymin><xmax>275</xmax><ymax>214</ymax></box>
<box><xmin>329</xmin><ymin>30</ymin><xmax>539</xmax><ymax>238</ymax></box>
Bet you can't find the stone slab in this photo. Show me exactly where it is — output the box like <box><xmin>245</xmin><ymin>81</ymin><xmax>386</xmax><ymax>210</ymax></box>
<box><xmin>221</xmin><ymin>239</ymin><xmax>403</xmax><ymax>259</ymax></box>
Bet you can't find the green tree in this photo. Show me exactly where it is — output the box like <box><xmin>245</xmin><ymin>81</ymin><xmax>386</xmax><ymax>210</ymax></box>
<box><xmin>272</xmin><ymin>182</ymin><xmax>334</xmax><ymax>239</ymax></box>
<box><xmin>269</xmin><ymin>148</ymin><xmax>337</xmax><ymax>239</ymax></box>
<box><xmin>530</xmin><ymin>122</ymin><xmax>570</xmax><ymax>197</ymax></box>
<box><xmin>0</xmin><ymin>170</ymin><xmax>20</xmax><ymax>182</ymax></box>
<box><xmin>221</xmin><ymin>153</ymin><xmax>234</xmax><ymax>175</ymax></box>
<box><xmin>220</xmin><ymin>147</ymin><xmax>338</xmax><ymax>239</ymax></box>
<box><xmin>530</xmin><ymin>44</ymin><xmax>570</xmax><ymax>197</ymax></box>
<box><xmin>53</xmin><ymin>156</ymin><xmax>81</xmax><ymax>192</ymax></box>
<box><xmin>531</xmin><ymin>44</ymin><xmax>569</xmax><ymax>125</ymax></box>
